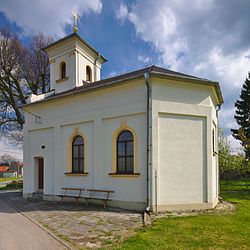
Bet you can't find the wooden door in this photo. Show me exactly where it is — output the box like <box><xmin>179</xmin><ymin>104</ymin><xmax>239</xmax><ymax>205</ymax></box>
<box><xmin>38</xmin><ymin>158</ymin><xmax>44</xmax><ymax>190</ymax></box>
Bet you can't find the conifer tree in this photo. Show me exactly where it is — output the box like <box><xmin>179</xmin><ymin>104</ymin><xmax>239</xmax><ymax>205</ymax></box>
<box><xmin>231</xmin><ymin>73</ymin><xmax>250</xmax><ymax>160</ymax></box>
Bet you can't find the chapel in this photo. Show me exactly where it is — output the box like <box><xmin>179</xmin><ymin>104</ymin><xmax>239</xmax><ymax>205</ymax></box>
<box><xmin>22</xmin><ymin>30</ymin><xmax>223</xmax><ymax>212</ymax></box>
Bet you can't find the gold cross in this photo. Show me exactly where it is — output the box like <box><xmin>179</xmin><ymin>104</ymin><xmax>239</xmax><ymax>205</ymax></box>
<box><xmin>72</xmin><ymin>12</ymin><xmax>79</xmax><ymax>33</ymax></box>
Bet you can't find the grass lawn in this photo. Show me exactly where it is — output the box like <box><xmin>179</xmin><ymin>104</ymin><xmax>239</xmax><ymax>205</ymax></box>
<box><xmin>114</xmin><ymin>182</ymin><xmax>250</xmax><ymax>250</ymax></box>
<box><xmin>0</xmin><ymin>177</ymin><xmax>22</xmax><ymax>183</ymax></box>
<box><xmin>220</xmin><ymin>178</ymin><xmax>250</xmax><ymax>191</ymax></box>
<box><xmin>0</xmin><ymin>178</ymin><xmax>23</xmax><ymax>190</ymax></box>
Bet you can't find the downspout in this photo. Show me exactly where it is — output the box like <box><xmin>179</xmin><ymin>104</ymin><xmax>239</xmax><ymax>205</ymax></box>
<box><xmin>144</xmin><ymin>71</ymin><xmax>153</xmax><ymax>211</ymax></box>
<box><xmin>94</xmin><ymin>53</ymin><xmax>100</xmax><ymax>82</ymax></box>
<box><xmin>216</xmin><ymin>104</ymin><xmax>221</xmax><ymax>197</ymax></box>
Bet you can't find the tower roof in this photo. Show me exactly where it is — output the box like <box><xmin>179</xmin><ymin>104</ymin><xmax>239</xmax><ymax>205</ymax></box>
<box><xmin>43</xmin><ymin>33</ymin><xmax>107</xmax><ymax>63</ymax></box>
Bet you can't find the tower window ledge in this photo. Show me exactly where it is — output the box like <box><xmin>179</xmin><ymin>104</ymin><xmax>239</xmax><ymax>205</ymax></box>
<box><xmin>56</xmin><ymin>77</ymin><xmax>69</xmax><ymax>83</ymax></box>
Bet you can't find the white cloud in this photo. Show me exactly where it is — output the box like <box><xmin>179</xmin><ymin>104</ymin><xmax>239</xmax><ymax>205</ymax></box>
<box><xmin>116</xmin><ymin>2</ymin><xmax>128</xmax><ymax>22</ymax></box>
<box><xmin>227</xmin><ymin>135</ymin><xmax>242</xmax><ymax>154</ymax></box>
<box><xmin>0</xmin><ymin>141</ymin><xmax>23</xmax><ymax>161</ymax></box>
<box><xmin>0</xmin><ymin>0</ymin><xmax>102</xmax><ymax>37</ymax></box>
<box><xmin>137</xmin><ymin>55</ymin><xmax>151</xmax><ymax>64</ymax></box>
<box><xmin>116</xmin><ymin>0</ymin><xmax>250</xmax><ymax>150</ymax></box>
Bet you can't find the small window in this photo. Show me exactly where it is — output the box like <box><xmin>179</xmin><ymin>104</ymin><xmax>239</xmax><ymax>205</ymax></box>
<box><xmin>72</xmin><ymin>136</ymin><xmax>84</xmax><ymax>173</ymax></box>
<box><xmin>60</xmin><ymin>62</ymin><xmax>66</xmax><ymax>79</ymax></box>
<box><xmin>86</xmin><ymin>66</ymin><xmax>92</xmax><ymax>82</ymax></box>
<box><xmin>117</xmin><ymin>130</ymin><xmax>134</xmax><ymax>174</ymax></box>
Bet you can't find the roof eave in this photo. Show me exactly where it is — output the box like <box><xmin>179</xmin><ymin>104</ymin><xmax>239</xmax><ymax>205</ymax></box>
<box><xmin>150</xmin><ymin>71</ymin><xmax>224</xmax><ymax>105</ymax></box>
<box><xmin>42</xmin><ymin>33</ymin><xmax>107</xmax><ymax>63</ymax></box>
<box><xmin>22</xmin><ymin>70</ymin><xmax>223</xmax><ymax>109</ymax></box>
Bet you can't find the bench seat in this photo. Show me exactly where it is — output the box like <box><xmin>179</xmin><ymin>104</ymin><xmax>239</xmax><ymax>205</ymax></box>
<box><xmin>59</xmin><ymin>188</ymin><xmax>114</xmax><ymax>208</ymax></box>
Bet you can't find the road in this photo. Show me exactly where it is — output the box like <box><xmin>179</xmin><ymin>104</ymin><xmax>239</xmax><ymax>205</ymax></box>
<box><xmin>0</xmin><ymin>197</ymin><xmax>68</xmax><ymax>250</ymax></box>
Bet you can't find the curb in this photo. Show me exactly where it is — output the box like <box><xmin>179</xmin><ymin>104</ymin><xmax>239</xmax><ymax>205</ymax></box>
<box><xmin>1</xmin><ymin>195</ymin><xmax>74</xmax><ymax>250</ymax></box>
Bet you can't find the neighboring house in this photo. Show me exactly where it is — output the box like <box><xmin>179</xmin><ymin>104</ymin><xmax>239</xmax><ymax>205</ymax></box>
<box><xmin>0</xmin><ymin>166</ymin><xmax>17</xmax><ymax>178</ymax></box>
<box><xmin>22</xmin><ymin>32</ymin><xmax>223</xmax><ymax>212</ymax></box>
<box><xmin>9</xmin><ymin>161</ymin><xmax>23</xmax><ymax>177</ymax></box>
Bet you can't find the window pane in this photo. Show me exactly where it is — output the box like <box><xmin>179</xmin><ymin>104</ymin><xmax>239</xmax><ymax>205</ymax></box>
<box><xmin>126</xmin><ymin>157</ymin><xmax>134</xmax><ymax>173</ymax></box>
<box><xmin>79</xmin><ymin>145</ymin><xmax>84</xmax><ymax>158</ymax></box>
<box><xmin>117</xmin><ymin>157</ymin><xmax>125</xmax><ymax>173</ymax></box>
<box><xmin>73</xmin><ymin>136</ymin><xmax>84</xmax><ymax>145</ymax></box>
<box><xmin>73</xmin><ymin>159</ymin><xmax>78</xmax><ymax>172</ymax></box>
<box><xmin>118</xmin><ymin>131</ymin><xmax>133</xmax><ymax>141</ymax></box>
<box><xmin>117</xmin><ymin>142</ymin><xmax>125</xmax><ymax>156</ymax></box>
<box><xmin>86</xmin><ymin>66</ymin><xmax>91</xmax><ymax>81</ymax></box>
<box><xmin>61</xmin><ymin>63</ymin><xmax>66</xmax><ymax>78</ymax></box>
<box><xmin>126</xmin><ymin>142</ymin><xmax>133</xmax><ymax>156</ymax></box>
<box><xmin>73</xmin><ymin>146</ymin><xmax>78</xmax><ymax>158</ymax></box>
<box><xmin>79</xmin><ymin>159</ymin><xmax>84</xmax><ymax>172</ymax></box>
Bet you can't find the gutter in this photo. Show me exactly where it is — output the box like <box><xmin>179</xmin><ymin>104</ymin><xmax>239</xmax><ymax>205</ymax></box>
<box><xmin>216</xmin><ymin>104</ymin><xmax>222</xmax><ymax>197</ymax></box>
<box><xmin>144</xmin><ymin>71</ymin><xmax>153</xmax><ymax>211</ymax></box>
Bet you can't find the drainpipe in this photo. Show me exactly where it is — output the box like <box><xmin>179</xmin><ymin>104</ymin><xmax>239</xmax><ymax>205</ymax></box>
<box><xmin>94</xmin><ymin>53</ymin><xmax>100</xmax><ymax>82</ymax></box>
<box><xmin>144</xmin><ymin>71</ymin><xmax>153</xmax><ymax>211</ymax></box>
<box><xmin>216</xmin><ymin>104</ymin><xmax>221</xmax><ymax>197</ymax></box>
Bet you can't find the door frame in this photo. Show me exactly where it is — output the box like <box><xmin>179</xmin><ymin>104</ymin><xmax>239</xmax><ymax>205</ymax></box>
<box><xmin>35</xmin><ymin>157</ymin><xmax>44</xmax><ymax>191</ymax></box>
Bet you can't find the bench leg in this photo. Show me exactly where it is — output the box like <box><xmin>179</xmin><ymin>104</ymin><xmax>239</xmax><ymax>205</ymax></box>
<box><xmin>104</xmin><ymin>200</ymin><xmax>107</xmax><ymax>208</ymax></box>
<box><xmin>76</xmin><ymin>198</ymin><xmax>79</xmax><ymax>205</ymax></box>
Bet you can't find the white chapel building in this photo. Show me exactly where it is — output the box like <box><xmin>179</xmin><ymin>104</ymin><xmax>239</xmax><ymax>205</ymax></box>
<box><xmin>22</xmin><ymin>32</ymin><xmax>223</xmax><ymax>212</ymax></box>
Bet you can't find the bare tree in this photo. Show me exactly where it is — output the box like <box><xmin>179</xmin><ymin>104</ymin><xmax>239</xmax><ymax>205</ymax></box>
<box><xmin>0</xmin><ymin>153</ymin><xmax>17</xmax><ymax>165</ymax></box>
<box><xmin>0</xmin><ymin>27</ymin><xmax>53</xmax><ymax>144</ymax></box>
<box><xmin>23</xmin><ymin>33</ymin><xmax>53</xmax><ymax>94</ymax></box>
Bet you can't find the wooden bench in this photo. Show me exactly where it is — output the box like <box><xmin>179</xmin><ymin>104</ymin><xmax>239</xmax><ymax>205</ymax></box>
<box><xmin>59</xmin><ymin>188</ymin><xmax>85</xmax><ymax>205</ymax></box>
<box><xmin>84</xmin><ymin>189</ymin><xmax>114</xmax><ymax>208</ymax></box>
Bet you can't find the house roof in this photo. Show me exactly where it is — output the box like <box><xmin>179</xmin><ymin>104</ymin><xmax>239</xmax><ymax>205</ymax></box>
<box><xmin>22</xmin><ymin>65</ymin><xmax>224</xmax><ymax>107</ymax></box>
<box><xmin>43</xmin><ymin>33</ymin><xmax>107</xmax><ymax>63</ymax></box>
<box><xmin>0</xmin><ymin>166</ymin><xmax>9</xmax><ymax>172</ymax></box>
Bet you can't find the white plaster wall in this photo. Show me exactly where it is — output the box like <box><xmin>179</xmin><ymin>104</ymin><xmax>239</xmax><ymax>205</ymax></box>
<box><xmin>102</xmin><ymin>114</ymin><xmax>147</xmax><ymax>202</ymax></box>
<box><xmin>23</xmin><ymin>128</ymin><xmax>54</xmax><ymax>195</ymax></box>
<box><xmin>47</xmin><ymin>37</ymin><xmax>104</xmax><ymax>95</ymax></box>
<box><xmin>77</xmin><ymin>52</ymin><xmax>97</xmax><ymax>84</ymax></box>
<box><xmin>158</xmin><ymin>114</ymin><xmax>207</xmax><ymax>204</ymax></box>
<box><xmin>25</xmin><ymin>81</ymin><xmax>146</xmax><ymax>126</ymax></box>
<box><xmin>23</xmin><ymin>75</ymin><xmax>220</xmax><ymax>210</ymax></box>
<box><xmin>57</xmin><ymin>122</ymin><xmax>94</xmax><ymax>194</ymax></box>
<box><xmin>151</xmin><ymin>78</ymin><xmax>219</xmax><ymax>209</ymax></box>
<box><xmin>50</xmin><ymin>52</ymin><xmax>75</xmax><ymax>93</ymax></box>
<box><xmin>23</xmin><ymin>80</ymin><xmax>147</xmax><ymax>205</ymax></box>
<box><xmin>152</xmin><ymin>79</ymin><xmax>212</xmax><ymax>106</ymax></box>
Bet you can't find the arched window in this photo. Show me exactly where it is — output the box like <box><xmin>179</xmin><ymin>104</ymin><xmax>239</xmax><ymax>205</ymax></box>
<box><xmin>86</xmin><ymin>66</ymin><xmax>92</xmax><ymax>82</ymax></box>
<box><xmin>60</xmin><ymin>62</ymin><xmax>66</xmax><ymax>79</ymax></box>
<box><xmin>117</xmin><ymin>130</ymin><xmax>134</xmax><ymax>174</ymax></box>
<box><xmin>72</xmin><ymin>136</ymin><xmax>84</xmax><ymax>173</ymax></box>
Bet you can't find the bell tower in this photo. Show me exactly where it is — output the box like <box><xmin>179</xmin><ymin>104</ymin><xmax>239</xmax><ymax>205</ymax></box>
<box><xmin>43</xmin><ymin>15</ymin><xmax>107</xmax><ymax>94</ymax></box>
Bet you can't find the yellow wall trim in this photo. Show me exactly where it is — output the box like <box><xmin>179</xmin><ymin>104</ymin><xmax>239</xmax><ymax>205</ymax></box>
<box><xmin>109</xmin><ymin>173</ymin><xmax>140</xmax><ymax>178</ymax></box>
<box><xmin>65</xmin><ymin>172</ymin><xmax>89</xmax><ymax>176</ymax></box>
<box><xmin>56</xmin><ymin>77</ymin><xmax>69</xmax><ymax>83</ymax></box>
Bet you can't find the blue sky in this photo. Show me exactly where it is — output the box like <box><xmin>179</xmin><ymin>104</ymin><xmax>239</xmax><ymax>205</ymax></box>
<box><xmin>1</xmin><ymin>0</ymin><xmax>250</xmax><ymax>158</ymax></box>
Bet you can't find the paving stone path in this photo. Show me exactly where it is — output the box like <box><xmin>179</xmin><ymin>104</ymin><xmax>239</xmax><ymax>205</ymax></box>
<box><xmin>0</xmin><ymin>191</ymin><xmax>143</xmax><ymax>249</ymax></box>
<box><xmin>0</xmin><ymin>194</ymin><xmax>68</xmax><ymax>250</ymax></box>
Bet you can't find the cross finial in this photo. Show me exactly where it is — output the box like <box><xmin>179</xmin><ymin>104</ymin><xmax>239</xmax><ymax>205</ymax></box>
<box><xmin>72</xmin><ymin>12</ymin><xmax>79</xmax><ymax>33</ymax></box>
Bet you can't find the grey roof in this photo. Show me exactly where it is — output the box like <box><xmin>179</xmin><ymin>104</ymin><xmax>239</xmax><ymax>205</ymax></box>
<box><xmin>43</xmin><ymin>33</ymin><xmax>107</xmax><ymax>63</ymax></box>
<box><xmin>23</xmin><ymin>65</ymin><xmax>224</xmax><ymax>107</ymax></box>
